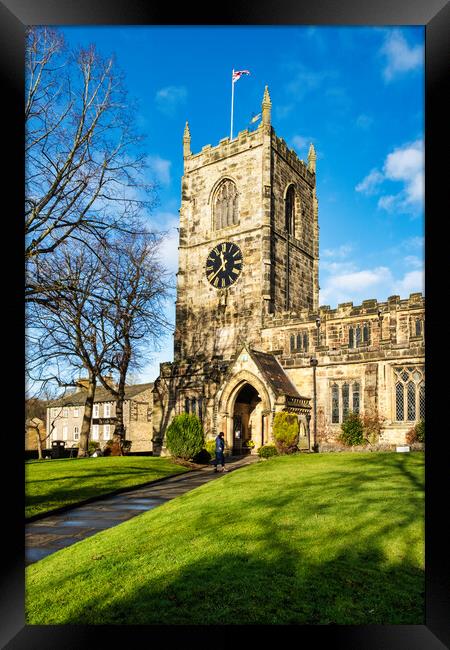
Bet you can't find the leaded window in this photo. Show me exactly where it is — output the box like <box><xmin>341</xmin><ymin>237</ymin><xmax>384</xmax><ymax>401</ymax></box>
<box><xmin>355</xmin><ymin>325</ymin><xmax>361</xmax><ymax>347</ymax></box>
<box><xmin>288</xmin><ymin>331</ymin><xmax>309</xmax><ymax>353</ymax></box>
<box><xmin>214</xmin><ymin>179</ymin><xmax>239</xmax><ymax>230</ymax></box>
<box><xmin>349</xmin><ymin>327</ymin><xmax>354</xmax><ymax>348</ymax></box>
<box><xmin>393</xmin><ymin>366</ymin><xmax>425</xmax><ymax>422</ymax></box>
<box><xmin>352</xmin><ymin>382</ymin><xmax>360</xmax><ymax>413</ymax></box>
<box><xmin>331</xmin><ymin>384</ymin><xmax>339</xmax><ymax>424</ymax></box>
<box><xmin>303</xmin><ymin>333</ymin><xmax>308</xmax><ymax>352</ymax></box>
<box><xmin>330</xmin><ymin>380</ymin><xmax>361</xmax><ymax>424</ymax></box>
<box><xmin>342</xmin><ymin>383</ymin><xmax>350</xmax><ymax>421</ymax></box>
<box><xmin>415</xmin><ymin>319</ymin><xmax>422</xmax><ymax>337</ymax></box>
<box><xmin>285</xmin><ymin>185</ymin><xmax>295</xmax><ymax>235</ymax></box>
<box><xmin>363</xmin><ymin>324</ymin><xmax>369</xmax><ymax>343</ymax></box>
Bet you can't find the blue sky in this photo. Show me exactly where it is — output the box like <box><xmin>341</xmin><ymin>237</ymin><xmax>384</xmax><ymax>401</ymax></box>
<box><xmin>60</xmin><ymin>25</ymin><xmax>424</xmax><ymax>383</ymax></box>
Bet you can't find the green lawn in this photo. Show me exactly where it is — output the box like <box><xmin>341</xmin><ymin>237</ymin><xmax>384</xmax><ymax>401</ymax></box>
<box><xmin>25</xmin><ymin>456</ymin><xmax>190</xmax><ymax>519</ymax></box>
<box><xmin>26</xmin><ymin>452</ymin><xmax>424</xmax><ymax>625</ymax></box>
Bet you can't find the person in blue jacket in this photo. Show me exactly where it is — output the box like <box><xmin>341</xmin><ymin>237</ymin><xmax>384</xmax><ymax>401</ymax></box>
<box><xmin>213</xmin><ymin>431</ymin><xmax>228</xmax><ymax>472</ymax></box>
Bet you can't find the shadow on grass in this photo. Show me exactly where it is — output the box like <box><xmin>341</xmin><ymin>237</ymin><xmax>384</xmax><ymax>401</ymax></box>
<box><xmin>51</xmin><ymin>547</ymin><xmax>424</xmax><ymax>626</ymax></box>
<box><xmin>26</xmin><ymin>453</ymin><xmax>425</xmax><ymax>625</ymax></box>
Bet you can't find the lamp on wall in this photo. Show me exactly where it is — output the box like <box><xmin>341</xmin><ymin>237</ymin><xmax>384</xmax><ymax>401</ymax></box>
<box><xmin>309</xmin><ymin>357</ymin><xmax>319</xmax><ymax>453</ymax></box>
<box><xmin>315</xmin><ymin>316</ymin><xmax>321</xmax><ymax>348</ymax></box>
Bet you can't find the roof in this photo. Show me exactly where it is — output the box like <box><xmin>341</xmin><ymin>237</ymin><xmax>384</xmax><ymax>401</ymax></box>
<box><xmin>48</xmin><ymin>382</ymin><xmax>153</xmax><ymax>408</ymax></box>
<box><xmin>249</xmin><ymin>348</ymin><xmax>301</xmax><ymax>399</ymax></box>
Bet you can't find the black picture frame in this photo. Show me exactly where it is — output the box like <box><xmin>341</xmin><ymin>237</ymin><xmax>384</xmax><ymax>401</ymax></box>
<box><xmin>3</xmin><ymin>1</ymin><xmax>448</xmax><ymax>647</ymax></box>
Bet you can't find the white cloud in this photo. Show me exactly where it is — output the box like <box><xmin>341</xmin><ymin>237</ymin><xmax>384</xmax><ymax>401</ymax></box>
<box><xmin>320</xmin><ymin>266</ymin><xmax>394</xmax><ymax>306</ymax></box>
<box><xmin>148</xmin><ymin>156</ymin><xmax>171</xmax><ymax>186</ymax></box>
<box><xmin>355</xmin><ymin>139</ymin><xmax>424</xmax><ymax>216</ymax></box>
<box><xmin>152</xmin><ymin>211</ymin><xmax>179</xmax><ymax>275</ymax></box>
<box><xmin>322</xmin><ymin>243</ymin><xmax>354</xmax><ymax>259</ymax></box>
<box><xmin>355</xmin><ymin>169</ymin><xmax>384</xmax><ymax>195</ymax></box>
<box><xmin>155</xmin><ymin>85</ymin><xmax>187</xmax><ymax>116</ymax></box>
<box><xmin>392</xmin><ymin>269</ymin><xmax>424</xmax><ymax>296</ymax></box>
<box><xmin>380</xmin><ymin>29</ymin><xmax>423</xmax><ymax>82</ymax></box>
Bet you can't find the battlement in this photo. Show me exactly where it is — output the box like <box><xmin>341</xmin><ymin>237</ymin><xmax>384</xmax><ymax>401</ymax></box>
<box><xmin>271</xmin><ymin>132</ymin><xmax>315</xmax><ymax>184</ymax></box>
<box><xmin>264</xmin><ymin>292</ymin><xmax>424</xmax><ymax>328</ymax></box>
<box><xmin>184</xmin><ymin>124</ymin><xmax>265</xmax><ymax>172</ymax></box>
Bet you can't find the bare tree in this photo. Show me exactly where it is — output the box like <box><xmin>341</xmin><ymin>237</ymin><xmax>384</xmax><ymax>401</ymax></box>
<box><xmin>96</xmin><ymin>231</ymin><xmax>172</xmax><ymax>454</ymax></box>
<box><xmin>25</xmin><ymin>26</ymin><xmax>156</xmax><ymax>304</ymax></box>
<box><xmin>26</xmin><ymin>240</ymin><xmax>116</xmax><ymax>457</ymax></box>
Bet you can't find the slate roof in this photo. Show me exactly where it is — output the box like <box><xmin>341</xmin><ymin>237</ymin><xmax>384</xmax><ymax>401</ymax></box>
<box><xmin>48</xmin><ymin>383</ymin><xmax>153</xmax><ymax>408</ymax></box>
<box><xmin>249</xmin><ymin>348</ymin><xmax>301</xmax><ymax>398</ymax></box>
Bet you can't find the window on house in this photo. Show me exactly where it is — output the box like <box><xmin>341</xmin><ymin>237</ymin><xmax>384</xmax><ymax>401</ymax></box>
<box><xmin>62</xmin><ymin>426</ymin><xmax>68</xmax><ymax>440</ymax></box>
<box><xmin>63</xmin><ymin>408</ymin><xmax>68</xmax><ymax>418</ymax></box>
<box><xmin>355</xmin><ymin>325</ymin><xmax>361</xmax><ymax>347</ymax></box>
<box><xmin>288</xmin><ymin>332</ymin><xmax>309</xmax><ymax>353</ymax></box>
<box><xmin>93</xmin><ymin>404</ymin><xmax>99</xmax><ymax>418</ymax></box>
<box><xmin>349</xmin><ymin>328</ymin><xmax>354</xmax><ymax>348</ymax></box>
<box><xmin>73</xmin><ymin>408</ymin><xmax>79</xmax><ymax>417</ymax></box>
<box><xmin>103</xmin><ymin>424</ymin><xmax>111</xmax><ymax>440</ymax></box>
<box><xmin>92</xmin><ymin>424</ymin><xmax>99</xmax><ymax>440</ymax></box>
<box><xmin>394</xmin><ymin>366</ymin><xmax>425</xmax><ymax>422</ymax></box>
<box><xmin>73</xmin><ymin>426</ymin><xmax>79</xmax><ymax>440</ymax></box>
<box><xmin>285</xmin><ymin>185</ymin><xmax>295</xmax><ymax>235</ymax></box>
<box><xmin>214</xmin><ymin>179</ymin><xmax>239</xmax><ymax>229</ymax></box>
<box><xmin>415</xmin><ymin>319</ymin><xmax>422</xmax><ymax>336</ymax></box>
<box><xmin>104</xmin><ymin>403</ymin><xmax>111</xmax><ymax>417</ymax></box>
<box><xmin>184</xmin><ymin>397</ymin><xmax>190</xmax><ymax>414</ymax></box>
<box><xmin>296</xmin><ymin>333</ymin><xmax>301</xmax><ymax>350</ymax></box>
<box><xmin>290</xmin><ymin>335</ymin><xmax>295</xmax><ymax>352</ymax></box>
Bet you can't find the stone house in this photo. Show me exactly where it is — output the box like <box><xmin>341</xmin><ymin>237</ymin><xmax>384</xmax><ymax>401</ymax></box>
<box><xmin>47</xmin><ymin>381</ymin><xmax>154</xmax><ymax>453</ymax></box>
<box><xmin>151</xmin><ymin>86</ymin><xmax>424</xmax><ymax>453</ymax></box>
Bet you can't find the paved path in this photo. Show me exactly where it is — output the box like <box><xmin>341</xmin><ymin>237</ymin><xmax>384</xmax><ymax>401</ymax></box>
<box><xmin>25</xmin><ymin>455</ymin><xmax>258</xmax><ymax>566</ymax></box>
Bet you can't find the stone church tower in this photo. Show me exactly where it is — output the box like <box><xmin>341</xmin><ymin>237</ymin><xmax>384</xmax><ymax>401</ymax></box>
<box><xmin>151</xmin><ymin>86</ymin><xmax>425</xmax><ymax>455</ymax></box>
<box><xmin>174</xmin><ymin>86</ymin><xmax>319</xmax><ymax>364</ymax></box>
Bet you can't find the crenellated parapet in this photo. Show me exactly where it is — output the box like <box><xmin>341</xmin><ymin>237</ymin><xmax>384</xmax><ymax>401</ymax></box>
<box><xmin>271</xmin><ymin>132</ymin><xmax>315</xmax><ymax>187</ymax></box>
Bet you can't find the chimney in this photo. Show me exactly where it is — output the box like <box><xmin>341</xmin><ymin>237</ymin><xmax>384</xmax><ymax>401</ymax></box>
<box><xmin>76</xmin><ymin>378</ymin><xmax>90</xmax><ymax>390</ymax></box>
<box><xmin>102</xmin><ymin>375</ymin><xmax>116</xmax><ymax>389</ymax></box>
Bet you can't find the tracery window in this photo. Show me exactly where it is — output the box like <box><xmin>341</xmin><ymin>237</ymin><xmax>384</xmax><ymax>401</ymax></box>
<box><xmin>285</xmin><ymin>185</ymin><xmax>295</xmax><ymax>235</ymax></box>
<box><xmin>214</xmin><ymin>179</ymin><xmax>239</xmax><ymax>230</ymax></box>
<box><xmin>393</xmin><ymin>366</ymin><xmax>425</xmax><ymax>422</ymax></box>
<box><xmin>183</xmin><ymin>396</ymin><xmax>204</xmax><ymax>421</ymax></box>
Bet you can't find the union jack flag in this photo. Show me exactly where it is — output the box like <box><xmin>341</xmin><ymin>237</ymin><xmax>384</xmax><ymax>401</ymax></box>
<box><xmin>232</xmin><ymin>69</ymin><xmax>250</xmax><ymax>83</ymax></box>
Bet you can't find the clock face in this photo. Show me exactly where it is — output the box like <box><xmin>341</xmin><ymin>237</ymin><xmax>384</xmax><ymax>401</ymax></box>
<box><xmin>206</xmin><ymin>241</ymin><xmax>243</xmax><ymax>289</ymax></box>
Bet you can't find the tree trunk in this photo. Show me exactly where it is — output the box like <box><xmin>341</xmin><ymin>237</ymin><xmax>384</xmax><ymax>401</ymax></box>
<box><xmin>111</xmin><ymin>382</ymin><xmax>125</xmax><ymax>456</ymax></box>
<box><xmin>36</xmin><ymin>428</ymin><xmax>43</xmax><ymax>460</ymax></box>
<box><xmin>78</xmin><ymin>374</ymin><xmax>96</xmax><ymax>457</ymax></box>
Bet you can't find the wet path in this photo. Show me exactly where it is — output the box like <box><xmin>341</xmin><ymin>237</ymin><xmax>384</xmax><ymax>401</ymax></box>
<box><xmin>26</xmin><ymin>455</ymin><xmax>258</xmax><ymax>566</ymax></box>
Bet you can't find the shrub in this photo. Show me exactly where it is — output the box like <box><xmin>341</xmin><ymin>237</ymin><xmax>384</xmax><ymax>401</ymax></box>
<box><xmin>88</xmin><ymin>440</ymin><xmax>99</xmax><ymax>456</ymax></box>
<box><xmin>165</xmin><ymin>413</ymin><xmax>204</xmax><ymax>461</ymax></box>
<box><xmin>272</xmin><ymin>412</ymin><xmax>299</xmax><ymax>454</ymax></box>
<box><xmin>205</xmin><ymin>438</ymin><xmax>216</xmax><ymax>456</ymax></box>
<box><xmin>258</xmin><ymin>444</ymin><xmax>279</xmax><ymax>459</ymax></box>
<box><xmin>406</xmin><ymin>420</ymin><xmax>425</xmax><ymax>445</ymax></box>
<box><xmin>361</xmin><ymin>412</ymin><xmax>385</xmax><ymax>445</ymax></box>
<box><xmin>339</xmin><ymin>411</ymin><xmax>365</xmax><ymax>446</ymax></box>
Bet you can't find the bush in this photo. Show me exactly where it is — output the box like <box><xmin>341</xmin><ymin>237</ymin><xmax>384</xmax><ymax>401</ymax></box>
<box><xmin>166</xmin><ymin>413</ymin><xmax>204</xmax><ymax>461</ymax></box>
<box><xmin>272</xmin><ymin>412</ymin><xmax>299</xmax><ymax>454</ymax></box>
<box><xmin>361</xmin><ymin>412</ymin><xmax>385</xmax><ymax>445</ymax></box>
<box><xmin>88</xmin><ymin>440</ymin><xmax>99</xmax><ymax>456</ymax></box>
<box><xmin>406</xmin><ymin>420</ymin><xmax>425</xmax><ymax>445</ymax></box>
<box><xmin>192</xmin><ymin>449</ymin><xmax>211</xmax><ymax>464</ymax></box>
<box><xmin>339</xmin><ymin>411</ymin><xmax>366</xmax><ymax>446</ymax></box>
<box><xmin>205</xmin><ymin>438</ymin><xmax>216</xmax><ymax>456</ymax></box>
<box><xmin>258</xmin><ymin>444</ymin><xmax>279</xmax><ymax>459</ymax></box>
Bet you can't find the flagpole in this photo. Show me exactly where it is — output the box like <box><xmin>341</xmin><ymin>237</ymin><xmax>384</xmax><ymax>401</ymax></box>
<box><xmin>230</xmin><ymin>69</ymin><xmax>235</xmax><ymax>141</ymax></box>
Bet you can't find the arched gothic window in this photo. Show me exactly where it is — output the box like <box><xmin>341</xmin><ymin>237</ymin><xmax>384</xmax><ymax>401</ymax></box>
<box><xmin>394</xmin><ymin>366</ymin><xmax>425</xmax><ymax>422</ymax></box>
<box><xmin>214</xmin><ymin>179</ymin><xmax>238</xmax><ymax>230</ymax></box>
<box><xmin>285</xmin><ymin>185</ymin><xmax>295</xmax><ymax>235</ymax></box>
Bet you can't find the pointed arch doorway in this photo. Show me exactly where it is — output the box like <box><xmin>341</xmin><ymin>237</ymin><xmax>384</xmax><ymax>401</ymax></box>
<box><xmin>232</xmin><ymin>383</ymin><xmax>262</xmax><ymax>455</ymax></box>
